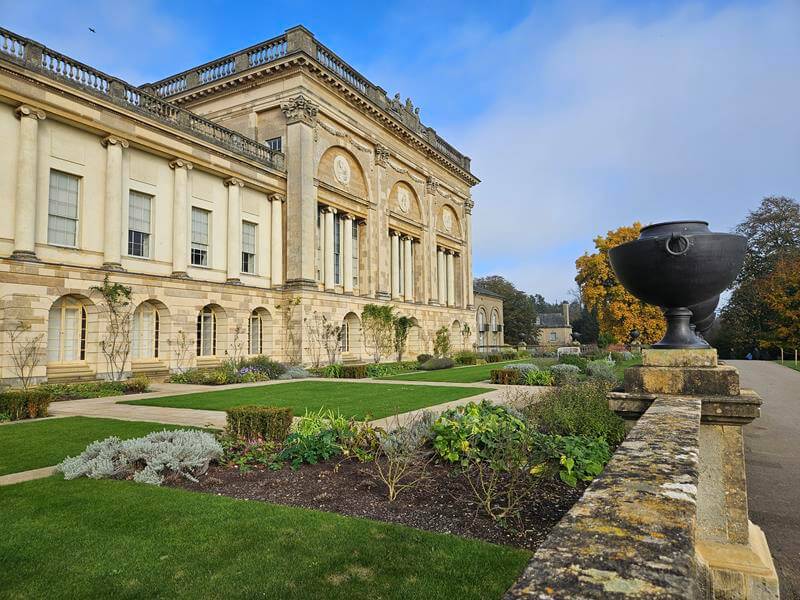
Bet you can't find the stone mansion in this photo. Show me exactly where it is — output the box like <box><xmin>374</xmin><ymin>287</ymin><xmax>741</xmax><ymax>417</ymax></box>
<box><xmin>0</xmin><ymin>25</ymin><xmax>485</xmax><ymax>383</ymax></box>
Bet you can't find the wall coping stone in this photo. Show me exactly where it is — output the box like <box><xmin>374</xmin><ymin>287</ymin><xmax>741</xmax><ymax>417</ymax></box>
<box><xmin>505</xmin><ymin>395</ymin><xmax>701</xmax><ymax>599</ymax></box>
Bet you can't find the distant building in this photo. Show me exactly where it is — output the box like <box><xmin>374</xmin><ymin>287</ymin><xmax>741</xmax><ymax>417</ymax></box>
<box><xmin>474</xmin><ymin>286</ymin><xmax>504</xmax><ymax>352</ymax></box>
<box><xmin>537</xmin><ymin>301</ymin><xmax>573</xmax><ymax>346</ymax></box>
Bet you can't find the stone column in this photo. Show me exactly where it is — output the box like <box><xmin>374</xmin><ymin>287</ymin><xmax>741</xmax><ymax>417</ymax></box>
<box><xmin>446</xmin><ymin>251</ymin><xmax>455</xmax><ymax>307</ymax></box>
<box><xmin>324</xmin><ymin>207</ymin><xmax>336</xmax><ymax>291</ymax></box>
<box><xmin>270</xmin><ymin>194</ymin><xmax>284</xmax><ymax>287</ymax></box>
<box><xmin>12</xmin><ymin>105</ymin><xmax>46</xmax><ymax>260</ymax></box>
<box><xmin>225</xmin><ymin>178</ymin><xmax>244</xmax><ymax>283</ymax></box>
<box><xmin>342</xmin><ymin>213</ymin><xmax>353</xmax><ymax>294</ymax></box>
<box><xmin>390</xmin><ymin>231</ymin><xmax>401</xmax><ymax>300</ymax></box>
<box><xmin>437</xmin><ymin>248</ymin><xmax>446</xmax><ymax>305</ymax></box>
<box><xmin>465</xmin><ymin>198</ymin><xmax>474</xmax><ymax>308</ymax></box>
<box><xmin>282</xmin><ymin>95</ymin><xmax>318</xmax><ymax>287</ymax></box>
<box><xmin>263</xmin><ymin>193</ymin><xmax>272</xmax><ymax>286</ymax></box>
<box><xmin>403</xmin><ymin>236</ymin><xmax>413</xmax><ymax>302</ymax></box>
<box><xmin>169</xmin><ymin>159</ymin><xmax>192</xmax><ymax>277</ymax></box>
<box><xmin>101</xmin><ymin>136</ymin><xmax>128</xmax><ymax>269</ymax></box>
<box><xmin>425</xmin><ymin>177</ymin><xmax>439</xmax><ymax>303</ymax></box>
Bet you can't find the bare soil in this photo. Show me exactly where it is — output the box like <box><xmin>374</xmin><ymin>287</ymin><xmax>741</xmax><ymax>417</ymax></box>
<box><xmin>175</xmin><ymin>460</ymin><xmax>584</xmax><ymax>551</ymax></box>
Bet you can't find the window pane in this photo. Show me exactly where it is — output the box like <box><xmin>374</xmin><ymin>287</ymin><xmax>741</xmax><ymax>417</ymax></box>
<box><xmin>249</xmin><ymin>315</ymin><xmax>261</xmax><ymax>354</ymax></box>
<box><xmin>191</xmin><ymin>246</ymin><xmax>207</xmax><ymax>266</ymax></box>
<box><xmin>242</xmin><ymin>221</ymin><xmax>256</xmax><ymax>254</ymax></box>
<box><xmin>48</xmin><ymin>215</ymin><xmax>77</xmax><ymax>247</ymax></box>
<box><xmin>333</xmin><ymin>216</ymin><xmax>341</xmax><ymax>284</ymax></box>
<box><xmin>352</xmin><ymin>224</ymin><xmax>359</xmax><ymax>287</ymax></box>
<box><xmin>129</xmin><ymin>192</ymin><xmax>151</xmax><ymax>233</ymax></box>
<box><xmin>48</xmin><ymin>171</ymin><xmax>79</xmax><ymax>219</ymax></box>
<box><xmin>128</xmin><ymin>230</ymin><xmax>150</xmax><ymax>258</ymax></box>
<box><xmin>191</xmin><ymin>208</ymin><xmax>209</xmax><ymax>245</ymax></box>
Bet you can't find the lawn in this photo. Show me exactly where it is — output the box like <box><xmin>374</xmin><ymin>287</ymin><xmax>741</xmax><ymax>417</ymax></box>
<box><xmin>0</xmin><ymin>477</ymin><xmax>530</xmax><ymax>599</ymax></box>
<box><xmin>0</xmin><ymin>417</ymin><xmax>196</xmax><ymax>476</ymax></box>
<box><xmin>613</xmin><ymin>356</ymin><xmax>643</xmax><ymax>381</ymax></box>
<box><xmin>122</xmin><ymin>381</ymin><xmax>487</xmax><ymax>419</ymax></box>
<box><xmin>381</xmin><ymin>359</ymin><xmax>556</xmax><ymax>383</ymax></box>
<box><xmin>776</xmin><ymin>360</ymin><xmax>800</xmax><ymax>373</ymax></box>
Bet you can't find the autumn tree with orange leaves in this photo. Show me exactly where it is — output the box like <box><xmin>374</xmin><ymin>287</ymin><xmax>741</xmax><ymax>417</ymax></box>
<box><xmin>575</xmin><ymin>223</ymin><xmax>666</xmax><ymax>345</ymax></box>
<box><xmin>760</xmin><ymin>254</ymin><xmax>800</xmax><ymax>349</ymax></box>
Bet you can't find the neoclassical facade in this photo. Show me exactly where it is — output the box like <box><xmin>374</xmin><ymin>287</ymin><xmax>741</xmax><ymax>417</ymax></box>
<box><xmin>0</xmin><ymin>26</ymin><xmax>479</xmax><ymax>383</ymax></box>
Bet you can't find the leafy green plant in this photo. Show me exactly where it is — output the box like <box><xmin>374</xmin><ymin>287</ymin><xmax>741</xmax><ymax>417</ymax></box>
<box><xmin>417</xmin><ymin>354</ymin><xmax>432</xmax><ymax>364</ymax></box>
<box><xmin>525</xmin><ymin>381</ymin><xmax>626</xmax><ymax>446</ymax></box>
<box><xmin>490</xmin><ymin>369</ymin><xmax>522</xmax><ymax>385</ymax></box>
<box><xmin>322</xmin><ymin>364</ymin><xmax>344</xmax><ymax>378</ymax></box>
<box><xmin>278</xmin><ymin>429</ymin><xmax>342</xmax><ymax>469</ymax></box>
<box><xmin>501</xmin><ymin>350</ymin><xmax>518</xmax><ymax>360</ymax></box>
<box><xmin>586</xmin><ymin>360</ymin><xmax>617</xmax><ymax>385</ymax></box>
<box><xmin>454</xmin><ymin>350</ymin><xmax>477</xmax><ymax>365</ymax></box>
<box><xmin>393</xmin><ymin>315</ymin><xmax>415</xmax><ymax>362</ymax></box>
<box><xmin>239</xmin><ymin>356</ymin><xmax>286</xmax><ymax>380</ymax></box>
<box><xmin>365</xmin><ymin>361</ymin><xmax>419</xmax><ymax>377</ymax></box>
<box><xmin>530</xmin><ymin>432</ymin><xmax>611</xmax><ymax>487</ymax></box>
<box><xmin>122</xmin><ymin>376</ymin><xmax>151</xmax><ymax>394</ymax></box>
<box><xmin>217</xmin><ymin>433</ymin><xmax>278</xmax><ymax>474</ymax></box>
<box><xmin>558</xmin><ymin>354</ymin><xmax>588</xmax><ymax>372</ymax></box>
<box><xmin>362</xmin><ymin>304</ymin><xmax>396</xmax><ymax>363</ymax></box>
<box><xmin>525</xmin><ymin>370</ymin><xmax>553</xmax><ymax>386</ymax></box>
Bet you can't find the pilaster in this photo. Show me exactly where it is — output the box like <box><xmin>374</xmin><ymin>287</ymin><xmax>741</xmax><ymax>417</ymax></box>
<box><xmin>270</xmin><ymin>193</ymin><xmax>285</xmax><ymax>288</ymax></box>
<box><xmin>168</xmin><ymin>159</ymin><xmax>193</xmax><ymax>278</ymax></box>
<box><xmin>101</xmin><ymin>135</ymin><xmax>129</xmax><ymax>270</ymax></box>
<box><xmin>224</xmin><ymin>177</ymin><xmax>244</xmax><ymax>284</ymax></box>
<box><xmin>11</xmin><ymin>105</ymin><xmax>46</xmax><ymax>261</ymax></box>
<box><xmin>342</xmin><ymin>213</ymin><xmax>354</xmax><ymax>294</ymax></box>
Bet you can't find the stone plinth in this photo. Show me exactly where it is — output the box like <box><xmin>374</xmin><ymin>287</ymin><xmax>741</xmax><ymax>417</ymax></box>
<box><xmin>642</xmin><ymin>348</ymin><xmax>718</xmax><ymax>367</ymax></box>
<box><xmin>625</xmin><ymin>364</ymin><xmax>740</xmax><ymax>396</ymax></box>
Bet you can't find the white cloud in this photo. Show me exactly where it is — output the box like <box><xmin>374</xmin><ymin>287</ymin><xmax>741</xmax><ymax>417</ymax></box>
<box><xmin>458</xmin><ymin>1</ymin><xmax>800</xmax><ymax>300</ymax></box>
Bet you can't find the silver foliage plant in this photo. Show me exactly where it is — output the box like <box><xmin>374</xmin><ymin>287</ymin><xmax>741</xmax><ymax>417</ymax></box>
<box><xmin>57</xmin><ymin>429</ymin><xmax>223</xmax><ymax>486</ymax></box>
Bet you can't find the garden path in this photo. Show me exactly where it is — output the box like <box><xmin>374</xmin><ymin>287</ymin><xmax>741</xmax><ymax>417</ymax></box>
<box><xmin>735</xmin><ymin>359</ymin><xmax>800</xmax><ymax>598</ymax></box>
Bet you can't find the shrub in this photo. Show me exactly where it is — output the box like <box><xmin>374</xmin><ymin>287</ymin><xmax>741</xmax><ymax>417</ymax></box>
<box><xmin>454</xmin><ymin>351</ymin><xmax>477</xmax><ymax>365</ymax></box>
<box><xmin>518</xmin><ymin>350</ymin><xmax>531</xmax><ymax>358</ymax></box>
<box><xmin>38</xmin><ymin>381</ymin><xmax>123</xmax><ymax>401</ymax></box>
<box><xmin>322</xmin><ymin>364</ymin><xmax>344</xmax><ymax>378</ymax></box>
<box><xmin>549</xmin><ymin>363</ymin><xmax>581</xmax><ymax>386</ymax></box>
<box><xmin>417</xmin><ymin>354</ymin><xmax>433</xmax><ymax>364</ymax></box>
<box><xmin>341</xmin><ymin>364</ymin><xmax>368</xmax><ymax>379</ymax></box>
<box><xmin>501</xmin><ymin>350</ymin><xmax>518</xmax><ymax>360</ymax></box>
<box><xmin>168</xmin><ymin>368</ymin><xmax>231</xmax><ymax>385</ymax></box>
<box><xmin>490</xmin><ymin>369</ymin><xmax>522</xmax><ymax>385</ymax></box>
<box><xmin>586</xmin><ymin>360</ymin><xmax>617</xmax><ymax>385</ymax></box>
<box><xmin>432</xmin><ymin>400</ymin><xmax>527</xmax><ymax>464</ymax></box>
<box><xmin>525</xmin><ymin>370</ymin><xmax>554</xmax><ymax>386</ymax></box>
<box><xmin>278</xmin><ymin>366</ymin><xmax>311</xmax><ymax>380</ymax></box>
<box><xmin>279</xmin><ymin>429</ymin><xmax>341</xmax><ymax>468</ymax></box>
<box><xmin>240</xmin><ymin>356</ymin><xmax>286</xmax><ymax>380</ymax></box>
<box><xmin>365</xmin><ymin>361</ymin><xmax>419</xmax><ymax>377</ymax></box>
<box><xmin>433</xmin><ymin>326</ymin><xmax>451</xmax><ymax>357</ymax></box>
<box><xmin>484</xmin><ymin>353</ymin><xmax>503</xmax><ymax>363</ymax></box>
<box><xmin>0</xmin><ymin>388</ymin><xmax>51</xmax><ymax>420</ymax></box>
<box><xmin>558</xmin><ymin>354</ymin><xmax>588</xmax><ymax>372</ymax></box>
<box><xmin>226</xmin><ymin>406</ymin><xmax>293</xmax><ymax>443</ymax></box>
<box><xmin>57</xmin><ymin>429</ymin><xmax>222</xmax><ymax>485</ymax></box>
<box><xmin>419</xmin><ymin>357</ymin><xmax>454</xmax><ymax>371</ymax></box>
<box><xmin>508</xmin><ymin>363</ymin><xmax>540</xmax><ymax>374</ymax></box>
<box><xmin>372</xmin><ymin>413</ymin><xmax>433</xmax><ymax>501</ymax></box>
<box><xmin>122</xmin><ymin>375</ymin><xmax>150</xmax><ymax>394</ymax></box>
<box><xmin>217</xmin><ymin>433</ymin><xmax>277</xmax><ymax>474</ymax></box>
<box><xmin>525</xmin><ymin>381</ymin><xmax>626</xmax><ymax>446</ymax></box>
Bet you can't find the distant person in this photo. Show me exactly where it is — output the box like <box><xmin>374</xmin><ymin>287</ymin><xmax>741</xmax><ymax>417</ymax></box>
<box><xmin>746</xmin><ymin>352</ymin><xmax>753</xmax><ymax>360</ymax></box>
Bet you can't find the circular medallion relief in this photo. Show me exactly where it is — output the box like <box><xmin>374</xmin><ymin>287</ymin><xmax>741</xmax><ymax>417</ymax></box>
<box><xmin>397</xmin><ymin>188</ymin><xmax>410</xmax><ymax>213</ymax></box>
<box><xmin>333</xmin><ymin>155</ymin><xmax>351</xmax><ymax>185</ymax></box>
<box><xmin>442</xmin><ymin>209</ymin><xmax>453</xmax><ymax>232</ymax></box>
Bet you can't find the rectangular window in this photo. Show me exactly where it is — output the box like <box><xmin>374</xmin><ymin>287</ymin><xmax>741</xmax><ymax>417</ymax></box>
<box><xmin>549</xmin><ymin>332</ymin><xmax>557</xmax><ymax>342</ymax></box>
<box><xmin>316</xmin><ymin>210</ymin><xmax>323</xmax><ymax>282</ymax></box>
<box><xmin>128</xmin><ymin>191</ymin><xmax>152</xmax><ymax>258</ymax></box>
<box><xmin>333</xmin><ymin>215</ymin><xmax>341</xmax><ymax>285</ymax></box>
<box><xmin>47</xmin><ymin>171</ymin><xmax>79</xmax><ymax>247</ymax></box>
<box><xmin>264</xmin><ymin>137</ymin><xmax>282</xmax><ymax>152</ymax></box>
<box><xmin>191</xmin><ymin>207</ymin><xmax>210</xmax><ymax>267</ymax></box>
<box><xmin>241</xmin><ymin>221</ymin><xmax>256</xmax><ymax>274</ymax></box>
<box><xmin>352</xmin><ymin>222</ymin><xmax>359</xmax><ymax>288</ymax></box>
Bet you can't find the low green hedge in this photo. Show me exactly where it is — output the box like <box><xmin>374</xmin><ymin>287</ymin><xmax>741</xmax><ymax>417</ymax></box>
<box><xmin>0</xmin><ymin>389</ymin><xmax>52</xmax><ymax>421</ymax></box>
<box><xmin>226</xmin><ymin>405</ymin><xmax>293</xmax><ymax>442</ymax></box>
<box><xmin>37</xmin><ymin>376</ymin><xmax>151</xmax><ymax>401</ymax></box>
<box><xmin>454</xmin><ymin>351</ymin><xmax>477</xmax><ymax>365</ymax></box>
<box><xmin>342</xmin><ymin>364</ymin><xmax>368</xmax><ymax>379</ymax></box>
<box><xmin>416</xmin><ymin>354</ymin><xmax>433</xmax><ymax>364</ymax></box>
<box><xmin>420</xmin><ymin>357</ymin><xmax>455</xmax><ymax>371</ymax></box>
<box><xmin>490</xmin><ymin>369</ymin><xmax>521</xmax><ymax>385</ymax></box>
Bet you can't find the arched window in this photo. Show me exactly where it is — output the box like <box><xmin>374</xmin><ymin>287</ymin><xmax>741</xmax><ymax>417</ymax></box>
<box><xmin>249</xmin><ymin>310</ymin><xmax>263</xmax><ymax>355</ymax></box>
<box><xmin>477</xmin><ymin>309</ymin><xmax>486</xmax><ymax>348</ymax></box>
<box><xmin>196</xmin><ymin>306</ymin><xmax>217</xmax><ymax>356</ymax></box>
<box><xmin>339</xmin><ymin>321</ymin><xmax>350</xmax><ymax>353</ymax></box>
<box><xmin>132</xmin><ymin>302</ymin><xmax>160</xmax><ymax>359</ymax></box>
<box><xmin>490</xmin><ymin>310</ymin><xmax>498</xmax><ymax>333</ymax></box>
<box><xmin>48</xmin><ymin>297</ymin><xmax>87</xmax><ymax>362</ymax></box>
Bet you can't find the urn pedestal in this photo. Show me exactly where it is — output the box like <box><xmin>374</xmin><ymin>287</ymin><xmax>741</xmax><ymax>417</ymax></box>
<box><xmin>609</xmin><ymin>350</ymin><xmax>779</xmax><ymax>599</ymax></box>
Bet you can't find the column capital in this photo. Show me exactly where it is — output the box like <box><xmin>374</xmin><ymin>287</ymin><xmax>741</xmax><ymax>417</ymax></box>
<box><xmin>281</xmin><ymin>94</ymin><xmax>318</xmax><ymax>126</ymax></box>
<box><xmin>224</xmin><ymin>177</ymin><xmax>245</xmax><ymax>188</ymax></box>
<box><xmin>464</xmin><ymin>197</ymin><xmax>474</xmax><ymax>214</ymax></box>
<box><xmin>341</xmin><ymin>211</ymin><xmax>353</xmax><ymax>221</ymax></box>
<box><xmin>101</xmin><ymin>135</ymin><xmax>129</xmax><ymax>149</ymax></box>
<box><xmin>426</xmin><ymin>176</ymin><xmax>439</xmax><ymax>195</ymax></box>
<box><xmin>15</xmin><ymin>105</ymin><xmax>46</xmax><ymax>121</ymax></box>
<box><xmin>269</xmin><ymin>193</ymin><xmax>286</xmax><ymax>203</ymax></box>
<box><xmin>169</xmin><ymin>158</ymin><xmax>193</xmax><ymax>171</ymax></box>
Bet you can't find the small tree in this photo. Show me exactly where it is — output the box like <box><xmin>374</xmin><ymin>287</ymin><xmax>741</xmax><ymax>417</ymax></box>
<box><xmin>170</xmin><ymin>329</ymin><xmax>191</xmax><ymax>373</ymax></box>
<box><xmin>433</xmin><ymin>326</ymin><xmax>451</xmax><ymax>358</ymax></box>
<box><xmin>362</xmin><ymin>304</ymin><xmax>395</xmax><ymax>363</ymax></box>
<box><xmin>276</xmin><ymin>296</ymin><xmax>302</xmax><ymax>365</ymax></box>
<box><xmin>6</xmin><ymin>322</ymin><xmax>44</xmax><ymax>389</ymax></box>
<box><xmin>90</xmin><ymin>275</ymin><xmax>133</xmax><ymax>381</ymax></box>
<box><xmin>321</xmin><ymin>316</ymin><xmax>343</xmax><ymax>366</ymax></box>
<box><xmin>393</xmin><ymin>316</ymin><xmax>414</xmax><ymax>362</ymax></box>
<box><xmin>304</xmin><ymin>312</ymin><xmax>324</xmax><ymax>368</ymax></box>
<box><xmin>461</xmin><ymin>323</ymin><xmax>471</xmax><ymax>350</ymax></box>
<box><xmin>228</xmin><ymin>322</ymin><xmax>246</xmax><ymax>366</ymax></box>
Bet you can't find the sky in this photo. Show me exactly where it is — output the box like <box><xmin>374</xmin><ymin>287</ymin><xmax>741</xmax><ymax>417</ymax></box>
<box><xmin>3</xmin><ymin>0</ymin><xmax>798</xmax><ymax>301</ymax></box>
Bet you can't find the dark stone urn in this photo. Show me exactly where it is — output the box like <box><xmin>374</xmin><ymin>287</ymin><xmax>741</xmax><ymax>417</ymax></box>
<box><xmin>608</xmin><ymin>221</ymin><xmax>746</xmax><ymax>349</ymax></box>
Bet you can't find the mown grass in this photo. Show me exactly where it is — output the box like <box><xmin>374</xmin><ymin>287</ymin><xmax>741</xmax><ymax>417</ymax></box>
<box><xmin>381</xmin><ymin>359</ymin><xmax>557</xmax><ymax>383</ymax></box>
<box><xmin>0</xmin><ymin>477</ymin><xmax>530</xmax><ymax>600</ymax></box>
<box><xmin>122</xmin><ymin>381</ymin><xmax>486</xmax><ymax>419</ymax></box>
<box><xmin>0</xmin><ymin>417</ymin><xmax>196</xmax><ymax>476</ymax></box>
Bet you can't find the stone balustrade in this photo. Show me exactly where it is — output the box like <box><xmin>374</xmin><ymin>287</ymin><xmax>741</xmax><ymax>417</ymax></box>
<box><xmin>0</xmin><ymin>27</ymin><xmax>284</xmax><ymax>172</ymax></box>
<box><xmin>144</xmin><ymin>26</ymin><xmax>472</xmax><ymax>173</ymax></box>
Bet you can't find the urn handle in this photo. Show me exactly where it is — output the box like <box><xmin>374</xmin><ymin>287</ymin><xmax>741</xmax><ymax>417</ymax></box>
<box><xmin>664</xmin><ymin>234</ymin><xmax>691</xmax><ymax>256</ymax></box>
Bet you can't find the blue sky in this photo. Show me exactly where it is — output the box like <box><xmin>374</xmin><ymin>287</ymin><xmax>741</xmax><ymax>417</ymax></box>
<box><xmin>3</xmin><ymin>0</ymin><xmax>798</xmax><ymax>300</ymax></box>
